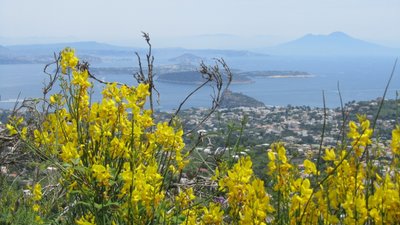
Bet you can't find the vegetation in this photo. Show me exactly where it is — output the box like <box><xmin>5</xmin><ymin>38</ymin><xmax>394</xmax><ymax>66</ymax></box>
<box><xmin>1</xmin><ymin>41</ymin><xmax>400</xmax><ymax>224</ymax></box>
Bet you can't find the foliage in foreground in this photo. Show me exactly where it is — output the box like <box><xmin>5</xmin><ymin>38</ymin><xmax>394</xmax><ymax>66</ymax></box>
<box><xmin>3</xmin><ymin>48</ymin><xmax>400</xmax><ymax>224</ymax></box>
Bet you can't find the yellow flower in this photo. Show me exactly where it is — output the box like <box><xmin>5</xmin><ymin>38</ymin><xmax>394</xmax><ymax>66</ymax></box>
<box><xmin>300</xmin><ymin>178</ymin><xmax>312</xmax><ymax>197</ymax></box>
<box><xmin>91</xmin><ymin>164</ymin><xmax>111</xmax><ymax>186</ymax></box>
<box><xmin>219</xmin><ymin>156</ymin><xmax>253</xmax><ymax>203</ymax></box>
<box><xmin>49</xmin><ymin>95</ymin><xmax>56</xmax><ymax>104</ymax></box>
<box><xmin>181</xmin><ymin>208</ymin><xmax>199</xmax><ymax>225</ymax></box>
<box><xmin>369</xmin><ymin>208</ymin><xmax>382</xmax><ymax>224</ymax></box>
<box><xmin>119</xmin><ymin>162</ymin><xmax>132</xmax><ymax>196</ymax></box>
<box><xmin>21</xmin><ymin>127</ymin><xmax>28</xmax><ymax>140</ymax></box>
<box><xmin>6</xmin><ymin>123</ymin><xmax>18</xmax><ymax>135</ymax></box>
<box><xmin>347</xmin><ymin>116</ymin><xmax>373</xmax><ymax>157</ymax></box>
<box><xmin>348</xmin><ymin>121</ymin><xmax>359</xmax><ymax>139</ymax></box>
<box><xmin>33</xmin><ymin>183</ymin><xmax>42</xmax><ymax>201</ymax></box>
<box><xmin>219</xmin><ymin>156</ymin><xmax>273</xmax><ymax>222</ymax></box>
<box><xmin>72</xmin><ymin>70</ymin><xmax>91</xmax><ymax>89</ymax></box>
<box><xmin>136</xmin><ymin>83</ymin><xmax>150</xmax><ymax>100</ymax></box>
<box><xmin>277</xmin><ymin>144</ymin><xmax>287</xmax><ymax>163</ymax></box>
<box><xmin>76</xmin><ymin>213</ymin><xmax>96</xmax><ymax>225</ymax></box>
<box><xmin>323</xmin><ymin>148</ymin><xmax>336</xmax><ymax>161</ymax></box>
<box><xmin>391</xmin><ymin>125</ymin><xmax>400</xmax><ymax>155</ymax></box>
<box><xmin>304</xmin><ymin>159</ymin><xmax>317</xmax><ymax>175</ymax></box>
<box><xmin>201</xmin><ymin>203</ymin><xmax>224</xmax><ymax>224</ymax></box>
<box><xmin>267</xmin><ymin>151</ymin><xmax>275</xmax><ymax>161</ymax></box>
<box><xmin>60</xmin><ymin>142</ymin><xmax>80</xmax><ymax>163</ymax></box>
<box><xmin>128</xmin><ymin>162</ymin><xmax>164</xmax><ymax>215</ymax></box>
<box><xmin>155</xmin><ymin>122</ymin><xmax>185</xmax><ymax>151</ymax></box>
<box><xmin>60</xmin><ymin>48</ymin><xmax>78</xmax><ymax>74</ymax></box>
<box><xmin>176</xmin><ymin>187</ymin><xmax>196</xmax><ymax>208</ymax></box>
<box><xmin>35</xmin><ymin>215</ymin><xmax>43</xmax><ymax>224</ymax></box>
<box><xmin>32</xmin><ymin>203</ymin><xmax>40</xmax><ymax>212</ymax></box>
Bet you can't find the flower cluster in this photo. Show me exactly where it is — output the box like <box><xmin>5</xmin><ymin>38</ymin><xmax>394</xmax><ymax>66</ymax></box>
<box><xmin>391</xmin><ymin>125</ymin><xmax>400</xmax><ymax>155</ymax></box>
<box><xmin>60</xmin><ymin>47</ymin><xmax>78</xmax><ymax>74</ymax></box>
<box><xmin>31</xmin><ymin>183</ymin><xmax>43</xmax><ymax>224</ymax></box>
<box><xmin>267</xmin><ymin>115</ymin><xmax>400</xmax><ymax>225</ymax></box>
<box><xmin>219</xmin><ymin>156</ymin><xmax>274</xmax><ymax>224</ymax></box>
<box><xmin>348</xmin><ymin>114</ymin><xmax>373</xmax><ymax>157</ymax></box>
<box><xmin>29</xmin><ymin>48</ymin><xmax>188</xmax><ymax>224</ymax></box>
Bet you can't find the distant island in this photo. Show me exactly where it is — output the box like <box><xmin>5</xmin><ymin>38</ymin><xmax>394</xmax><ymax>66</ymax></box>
<box><xmin>156</xmin><ymin>71</ymin><xmax>252</xmax><ymax>84</ymax></box>
<box><xmin>82</xmin><ymin>66</ymin><xmax>313</xmax><ymax>85</ymax></box>
<box><xmin>156</xmin><ymin>69</ymin><xmax>313</xmax><ymax>85</ymax></box>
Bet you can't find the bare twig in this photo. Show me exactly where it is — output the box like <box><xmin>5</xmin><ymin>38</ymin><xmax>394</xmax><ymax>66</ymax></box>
<box><xmin>168</xmin><ymin>59</ymin><xmax>232</xmax><ymax>135</ymax></box>
<box><xmin>133</xmin><ymin>32</ymin><xmax>160</xmax><ymax>113</ymax></box>
<box><xmin>370</xmin><ymin>58</ymin><xmax>397</xmax><ymax>132</ymax></box>
<box><xmin>43</xmin><ymin>53</ymin><xmax>61</xmax><ymax>96</ymax></box>
<box><xmin>336</xmin><ymin>82</ymin><xmax>350</xmax><ymax>148</ymax></box>
<box><xmin>169</xmin><ymin>79</ymin><xmax>211</xmax><ymax>126</ymax></box>
<box><xmin>315</xmin><ymin>91</ymin><xmax>326</xmax><ymax>184</ymax></box>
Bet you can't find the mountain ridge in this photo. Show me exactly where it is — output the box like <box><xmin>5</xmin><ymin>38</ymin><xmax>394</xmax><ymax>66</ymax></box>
<box><xmin>262</xmin><ymin>32</ymin><xmax>399</xmax><ymax>56</ymax></box>
<box><xmin>1</xmin><ymin>32</ymin><xmax>398</xmax><ymax>65</ymax></box>
<box><xmin>0</xmin><ymin>41</ymin><xmax>268</xmax><ymax>64</ymax></box>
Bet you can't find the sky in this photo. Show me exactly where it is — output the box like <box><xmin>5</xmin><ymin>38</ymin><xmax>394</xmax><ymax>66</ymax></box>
<box><xmin>1</xmin><ymin>0</ymin><xmax>399</xmax><ymax>48</ymax></box>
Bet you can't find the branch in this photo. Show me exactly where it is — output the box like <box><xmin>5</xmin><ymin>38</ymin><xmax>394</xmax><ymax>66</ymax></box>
<box><xmin>177</xmin><ymin>59</ymin><xmax>232</xmax><ymax>135</ymax></box>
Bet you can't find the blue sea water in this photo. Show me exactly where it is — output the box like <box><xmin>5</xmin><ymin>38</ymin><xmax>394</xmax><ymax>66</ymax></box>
<box><xmin>0</xmin><ymin>55</ymin><xmax>399</xmax><ymax>110</ymax></box>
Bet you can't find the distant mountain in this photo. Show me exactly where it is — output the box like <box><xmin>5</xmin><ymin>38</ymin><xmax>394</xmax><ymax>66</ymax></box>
<box><xmin>263</xmin><ymin>32</ymin><xmax>399</xmax><ymax>56</ymax></box>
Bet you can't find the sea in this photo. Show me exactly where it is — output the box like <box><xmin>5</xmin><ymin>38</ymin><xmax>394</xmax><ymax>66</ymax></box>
<box><xmin>1</xmin><ymin>55</ymin><xmax>399</xmax><ymax>111</ymax></box>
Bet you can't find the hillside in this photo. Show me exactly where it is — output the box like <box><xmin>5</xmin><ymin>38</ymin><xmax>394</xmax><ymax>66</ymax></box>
<box><xmin>220</xmin><ymin>89</ymin><xmax>265</xmax><ymax>108</ymax></box>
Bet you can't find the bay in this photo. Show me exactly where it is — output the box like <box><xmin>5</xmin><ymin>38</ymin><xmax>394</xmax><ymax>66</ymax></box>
<box><xmin>0</xmin><ymin>55</ymin><xmax>399</xmax><ymax>110</ymax></box>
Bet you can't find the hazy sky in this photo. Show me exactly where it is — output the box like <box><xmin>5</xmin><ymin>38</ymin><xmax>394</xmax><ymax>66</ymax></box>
<box><xmin>1</xmin><ymin>0</ymin><xmax>399</xmax><ymax>48</ymax></box>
